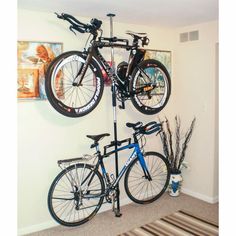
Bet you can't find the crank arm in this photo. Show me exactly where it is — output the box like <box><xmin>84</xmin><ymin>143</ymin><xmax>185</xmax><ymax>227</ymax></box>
<box><xmin>131</xmin><ymin>84</ymin><xmax>157</xmax><ymax>95</ymax></box>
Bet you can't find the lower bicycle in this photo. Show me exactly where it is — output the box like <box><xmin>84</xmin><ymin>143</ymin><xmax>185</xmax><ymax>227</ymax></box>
<box><xmin>47</xmin><ymin>121</ymin><xmax>170</xmax><ymax>226</ymax></box>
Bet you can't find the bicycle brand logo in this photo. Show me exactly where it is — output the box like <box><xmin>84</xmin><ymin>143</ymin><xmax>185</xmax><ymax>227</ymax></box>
<box><xmin>125</xmin><ymin>153</ymin><xmax>136</xmax><ymax>167</ymax></box>
<box><xmin>77</xmin><ymin>78</ymin><xmax>101</xmax><ymax>114</ymax></box>
<box><xmin>97</xmin><ymin>52</ymin><xmax>116</xmax><ymax>78</ymax></box>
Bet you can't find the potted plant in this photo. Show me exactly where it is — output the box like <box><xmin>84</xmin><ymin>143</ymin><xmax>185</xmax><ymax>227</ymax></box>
<box><xmin>159</xmin><ymin>116</ymin><xmax>196</xmax><ymax>196</ymax></box>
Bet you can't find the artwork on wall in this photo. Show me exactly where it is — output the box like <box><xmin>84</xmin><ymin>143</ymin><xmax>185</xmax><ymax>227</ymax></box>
<box><xmin>17</xmin><ymin>41</ymin><xmax>63</xmax><ymax>100</ymax></box>
<box><xmin>144</xmin><ymin>49</ymin><xmax>172</xmax><ymax>76</ymax></box>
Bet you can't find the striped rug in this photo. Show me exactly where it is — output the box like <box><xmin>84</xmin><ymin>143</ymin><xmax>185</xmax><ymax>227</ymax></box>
<box><xmin>118</xmin><ymin>210</ymin><xmax>218</xmax><ymax>236</ymax></box>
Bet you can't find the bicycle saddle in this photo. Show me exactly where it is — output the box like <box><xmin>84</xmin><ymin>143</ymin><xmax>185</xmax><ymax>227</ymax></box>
<box><xmin>126</xmin><ymin>30</ymin><xmax>147</xmax><ymax>38</ymax></box>
<box><xmin>86</xmin><ymin>133</ymin><xmax>110</xmax><ymax>143</ymax></box>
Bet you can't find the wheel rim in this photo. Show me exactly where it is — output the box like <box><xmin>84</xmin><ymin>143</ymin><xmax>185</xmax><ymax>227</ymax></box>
<box><xmin>49</xmin><ymin>166</ymin><xmax>103</xmax><ymax>225</ymax></box>
<box><xmin>50</xmin><ymin>55</ymin><xmax>102</xmax><ymax>114</ymax></box>
<box><xmin>127</xmin><ymin>154</ymin><xmax>169</xmax><ymax>202</ymax></box>
<box><xmin>133</xmin><ymin>66</ymin><xmax>169</xmax><ymax>110</ymax></box>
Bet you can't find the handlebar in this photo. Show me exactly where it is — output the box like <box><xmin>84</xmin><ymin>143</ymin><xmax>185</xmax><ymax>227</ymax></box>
<box><xmin>55</xmin><ymin>12</ymin><xmax>102</xmax><ymax>35</ymax></box>
<box><xmin>126</xmin><ymin>121</ymin><xmax>162</xmax><ymax>135</ymax></box>
<box><xmin>55</xmin><ymin>12</ymin><xmax>149</xmax><ymax>48</ymax></box>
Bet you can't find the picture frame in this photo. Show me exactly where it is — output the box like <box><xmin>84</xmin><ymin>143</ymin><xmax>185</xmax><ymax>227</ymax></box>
<box><xmin>144</xmin><ymin>49</ymin><xmax>172</xmax><ymax>76</ymax></box>
<box><xmin>17</xmin><ymin>41</ymin><xmax>63</xmax><ymax>100</ymax></box>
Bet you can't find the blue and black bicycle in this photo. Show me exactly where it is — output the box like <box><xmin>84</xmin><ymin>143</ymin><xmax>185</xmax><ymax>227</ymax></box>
<box><xmin>48</xmin><ymin>121</ymin><xmax>170</xmax><ymax>226</ymax></box>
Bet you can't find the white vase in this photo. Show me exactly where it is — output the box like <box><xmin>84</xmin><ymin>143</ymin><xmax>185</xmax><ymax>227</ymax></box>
<box><xmin>169</xmin><ymin>172</ymin><xmax>182</xmax><ymax>197</ymax></box>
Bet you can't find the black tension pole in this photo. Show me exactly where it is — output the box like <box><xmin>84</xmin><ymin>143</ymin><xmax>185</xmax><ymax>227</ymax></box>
<box><xmin>107</xmin><ymin>13</ymin><xmax>122</xmax><ymax>217</ymax></box>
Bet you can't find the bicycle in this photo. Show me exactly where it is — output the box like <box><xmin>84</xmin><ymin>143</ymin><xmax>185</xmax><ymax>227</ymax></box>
<box><xmin>45</xmin><ymin>13</ymin><xmax>171</xmax><ymax>118</ymax></box>
<box><xmin>48</xmin><ymin>121</ymin><xmax>170</xmax><ymax>226</ymax></box>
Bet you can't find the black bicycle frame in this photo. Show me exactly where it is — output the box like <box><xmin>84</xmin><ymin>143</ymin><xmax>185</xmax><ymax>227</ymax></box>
<box><xmin>79</xmin><ymin>38</ymin><xmax>146</xmax><ymax>98</ymax></box>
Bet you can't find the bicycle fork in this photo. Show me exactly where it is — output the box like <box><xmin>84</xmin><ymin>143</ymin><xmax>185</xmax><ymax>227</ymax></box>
<box><xmin>73</xmin><ymin>50</ymin><xmax>93</xmax><ymax>86</ymax></box>
<box><xmin>137</xmin><ymin>151</ymin><xmax>152</xmax><ymax>181</ymax></box>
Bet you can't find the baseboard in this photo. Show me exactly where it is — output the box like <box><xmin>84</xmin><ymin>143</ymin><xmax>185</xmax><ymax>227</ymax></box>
<box><xmin>18</xmin><ymin>221</ymin><xmax>58</xmax><ymax>236</ymax></box>
<box><xmin>181</xmin><ymin>188</ymin><xmax>219</xmax><ymax>204</ymax></box>
<box><xmin>18</xmin><ymin>197</ymin><xmax>132</xmax><ymax>235</ymax></box>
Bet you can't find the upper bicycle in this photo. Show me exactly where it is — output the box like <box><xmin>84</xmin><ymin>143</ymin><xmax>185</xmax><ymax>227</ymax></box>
<box><xmin>45</xmin><ymin>13</ymin><xmax>171</xmax><ymax>117</ymax></box>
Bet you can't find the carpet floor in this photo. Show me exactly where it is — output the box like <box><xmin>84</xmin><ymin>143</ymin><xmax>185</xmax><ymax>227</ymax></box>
<box><xmin>118</xmin><ymin>210</ymin><xmax>218</xmax><ymax>236</ymax></box>
<box><xmin>26</xmin><ymin>193</ymin><xmax>218</xmax><ymax>236</ymax></box>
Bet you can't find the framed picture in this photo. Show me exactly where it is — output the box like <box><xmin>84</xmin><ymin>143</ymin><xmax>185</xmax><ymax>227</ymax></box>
<box><xmin>17</xmin><ymin>41</ymin><xmax>63</xmax><ymax>100</ymax></box>
<box><xmin>144</xmin><ymin>49</ymin><xmax>172</xmax><ymax>76</ymax></box>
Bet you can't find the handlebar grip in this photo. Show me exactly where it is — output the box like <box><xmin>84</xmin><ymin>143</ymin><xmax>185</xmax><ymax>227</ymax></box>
<box><xmin>62</xmin><ymin>13</ymin><xmax>86</xmax><ymax>26</ymax></box>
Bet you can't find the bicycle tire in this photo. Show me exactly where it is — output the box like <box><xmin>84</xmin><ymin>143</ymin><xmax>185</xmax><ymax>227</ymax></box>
<box><xmin>124</xmin><ymin>152</ymin><xmax>170</xmax><ymax>204</ymax></box>
<box><xmin>48</xmin><ymin>163</ymin><xmax>105</xmax><ymax>227</ymax></box>
<box><xmin>129</xmin><ymin>59</ymin><xmax>171</xmax><ymax>115</ymax></box>
<box><xmin>45</xmin><ymin>51</ymin><xmax>104</xmax><ymax>118</ymax></box>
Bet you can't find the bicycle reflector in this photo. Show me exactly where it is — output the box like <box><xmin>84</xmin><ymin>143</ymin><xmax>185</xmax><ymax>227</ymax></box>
<box><xmin>142</xmin><ymin>37</ymin><xmax>150</xmax><ymax>46</ymax></box>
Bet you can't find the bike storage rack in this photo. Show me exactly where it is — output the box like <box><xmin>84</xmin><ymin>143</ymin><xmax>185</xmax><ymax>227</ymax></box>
<box><xmin>46</xmin><ymin>12</ymin><xmax>173</xmax><ymax>227</ymax></box>
<box><xmin>107</xmin><ymin>13</ymin><xmax>122</xmax><ymax>217</ymax></box>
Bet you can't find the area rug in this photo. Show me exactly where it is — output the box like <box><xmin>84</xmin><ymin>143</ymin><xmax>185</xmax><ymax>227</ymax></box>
<box><xmin>118</xmin><ymin>210</ymin><xmax>218</xmax><ymax>236</ymax></box>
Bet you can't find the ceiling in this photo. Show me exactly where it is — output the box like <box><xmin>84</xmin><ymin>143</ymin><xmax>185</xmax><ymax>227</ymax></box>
<box><xmin>18</xmin><ymin>0</ymin><xmax>218</xmax><ymax>28</ymax></box>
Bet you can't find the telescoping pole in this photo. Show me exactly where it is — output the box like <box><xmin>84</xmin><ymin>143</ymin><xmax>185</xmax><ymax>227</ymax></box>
<box><xmin>107</xmin><ymin>13</ymin><xmax>122</xmax><ymax>217</ymax></box>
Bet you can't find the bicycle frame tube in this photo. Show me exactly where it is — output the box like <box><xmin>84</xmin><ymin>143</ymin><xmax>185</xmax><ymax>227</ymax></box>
<box><xmin>94</xmin><ymin>47</ymin><xmax>127</xmax><ymax>90</ymax></box>
<box><xmin>82</xmin><ymin>142</ymin><xmax>152</xmax><ymax>199</ymax></box>
<box><xmin>77</xmin><ymin>40</ymin><xmax>146</xmax><ymax>98</ymax></box>
<box><xmin>102</xmin><ymin>143</ymin><xmax>151</xmax><ymax>188</ymax></box>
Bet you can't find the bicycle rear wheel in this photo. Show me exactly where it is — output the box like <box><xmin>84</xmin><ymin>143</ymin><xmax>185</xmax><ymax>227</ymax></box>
<box><xmin>129</xmin><ymin>59</ymin><xmax>171</xmax><ymax>115</ymax></box>
<box><xmin>124</xmin><ymin>152</ymin><xmax>170</xmax><ymax>204</ymax></box>
<box><xmin>48</xmin><ymin>163</ymin><xmax>105</xmax><ymax>227</ymax></box>
<box><xmin>45</xmin><ymin>51</ymin><xmax>104</xmax><ymax>118</ymax></box>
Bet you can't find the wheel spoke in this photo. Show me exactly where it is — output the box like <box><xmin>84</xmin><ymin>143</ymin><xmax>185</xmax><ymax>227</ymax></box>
<box><xmin>131</xmin><ymin>61</ymin><xmax>170</xmax><ymax>114</ymax></box>
<box><xmin>48</xmin><ymin>164</ymin><xmax>104</xmax><ymax>226</ymax></box>
<box><xmin>126</xmin><ymin>153</ymin><xmax>169</xmax><ymax>203</ymax></box>
<box><xmin>46</xmin><ymin>52</ymin><xmax>104</xmax><ymax>117</ymax></box>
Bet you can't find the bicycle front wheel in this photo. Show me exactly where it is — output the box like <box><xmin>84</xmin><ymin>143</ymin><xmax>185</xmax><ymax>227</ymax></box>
<box><xmin>130</xmin><ymin>59</ymin><xmax>171</xmax><ymax>115</ymax></box>
<box><xmin>124</xmin><ymin>152</ymin><xmax>170</xmax><ymax>204</ymax></box>
<box><xmin>45</xmin><ymin>51</ymin><xmax>104</xmax><ymax>118</ymax></box>
<box><xmin>48</xmin><ymin>163</ymin><xmax>105</xmax><ymax>227</ymax></box>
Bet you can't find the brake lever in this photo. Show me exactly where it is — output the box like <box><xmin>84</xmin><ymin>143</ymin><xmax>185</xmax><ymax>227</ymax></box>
<box><xmin>69</xmin><ymin>26</ymin><xmax>77</xmax><ymax>35</ymax></box>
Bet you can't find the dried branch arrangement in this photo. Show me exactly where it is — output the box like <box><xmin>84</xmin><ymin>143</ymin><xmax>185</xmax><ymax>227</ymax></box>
<box><xmin>159</xmin><ymin>116</ymin><xmax>196</xmax><ymax>174</ymax></box>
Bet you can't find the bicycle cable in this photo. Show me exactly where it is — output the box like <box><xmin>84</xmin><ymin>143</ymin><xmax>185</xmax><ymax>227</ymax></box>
<box><xmin>83</xmin><ymin>34</ymin><xmax>93</xmax><ymax>50</ymax></box>
<box><xmin>137</xmin><ymin>133</ymin><xmax>146</xmax><ymax>153</ymax></box>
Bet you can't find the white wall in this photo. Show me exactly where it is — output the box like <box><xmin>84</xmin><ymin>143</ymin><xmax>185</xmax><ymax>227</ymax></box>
<box><xmin>172</xmin><ymin>21</ymin><xmax>218</xmax><ymax>201</ymax></box>
<box><xmin>17</xmin><ymin>9</ymin><xmax>218</xmax><ymax>234</ymax></box>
